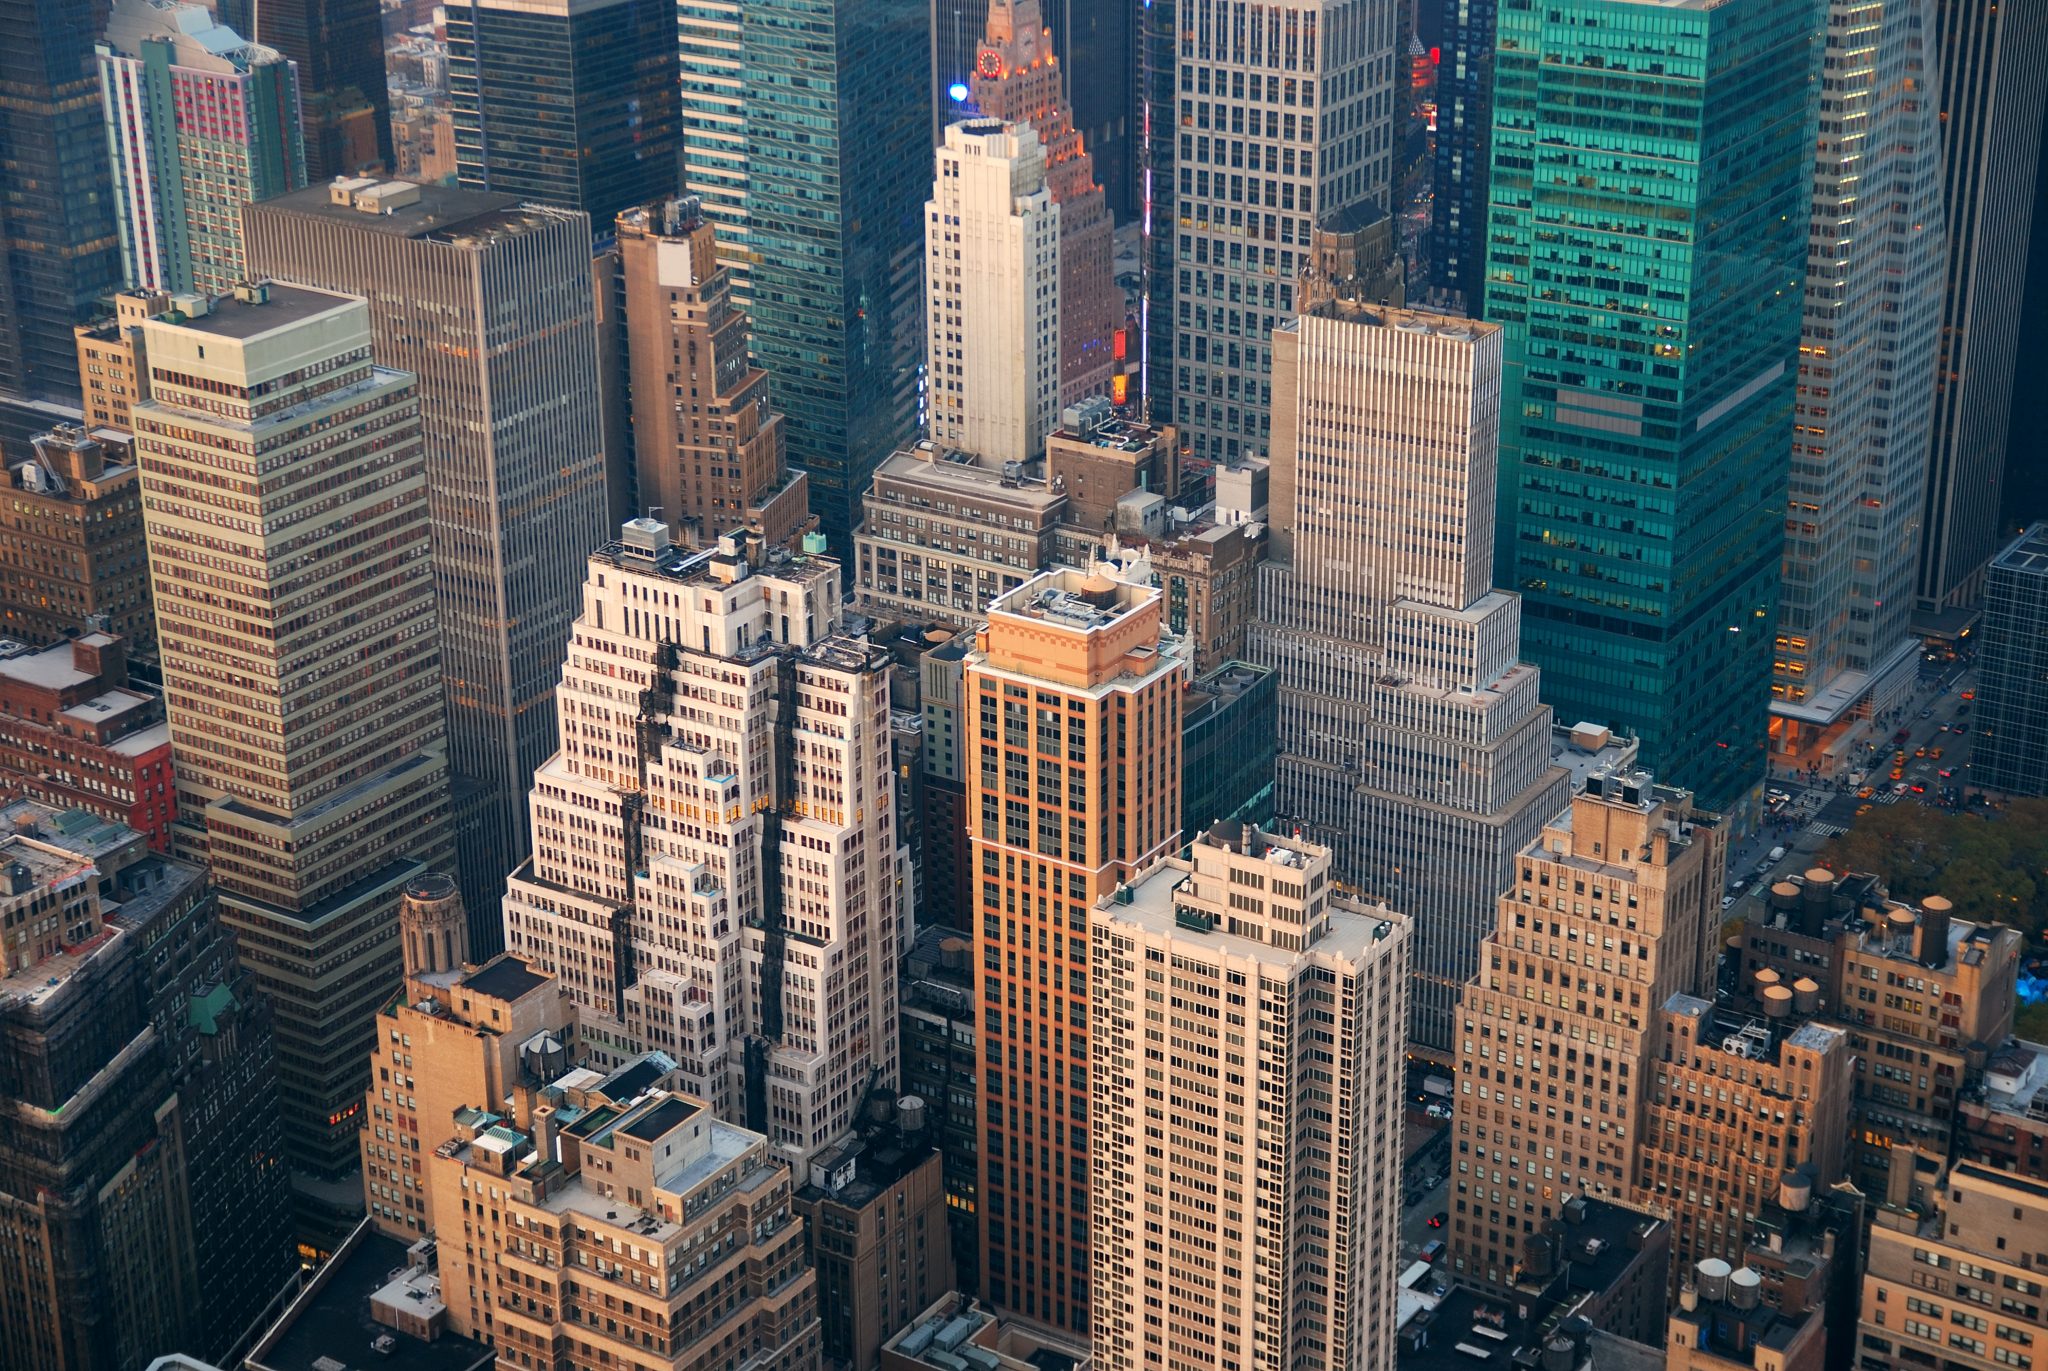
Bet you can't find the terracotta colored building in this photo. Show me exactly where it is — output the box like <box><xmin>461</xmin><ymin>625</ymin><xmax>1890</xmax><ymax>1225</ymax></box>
<box><xmin>0</xmin><ymin>426</ymin><xmax>153</xmax><ymax>656</ymax></box>
<box><xmin>0</xmin><ymin>633</ymin><xmax>173</xmax><ymax>848</ymax></box>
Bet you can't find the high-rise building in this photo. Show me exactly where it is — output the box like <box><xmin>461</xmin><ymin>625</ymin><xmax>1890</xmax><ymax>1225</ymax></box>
<box><xmin>1428</xmin><ymin>0</ymin><xmax>1495</xmax><ymax>313</ymax></box>
<box><xmin>1180</xmin><ymin>658</ymin><xmax>1276</xmax><ymax>837</ymax></box>
<box><xmin>901</xmin><ymin>924</ymin><xmax>981</xmax><ymax>1293</ymax></box>
<box><xmin>74</xmin><ymin>288</ymin><xmax>173</xmax><ymax>432</ymax></box>
<box><xmin>1252</xmin><ymin>288</ymin><xmax>1567</xmax><ymax>1051</ymax></box>
<box><xmin>244</xmin><ymin>181</ymin><xmax>613</xmax><ymax>948</ymax></box>
<box><xmin>503</xmin><ymin>520</ymin><xmax>905</xmax><ymax>1167</ymax></box>
<box><xmin>245</xmin><ymin>0</ymin><xmax>390</xmax><ymax>178</ymax></box>
<box><xmin>1448</xmin><ymin>767</ymin><xmax>1724</xmax><ymax>1290</ymax></box>
<box><xmin>0</xmin><ymin>0</ymin><xmax>125</xmax><ymax>404</ymax></box>
<box><xmin>969</xmin><ymin>0</ymin><xmax>1116</xmax><ymax>409</ymax></box>
<box><xmin>1972</xmin><ymin>523</ymin><xmax>2048</xmax><ymax>796</ymax></box>
<box><xmin>1484</xmin><ymin>0</ymin><xmax>1822</xmax><ymax>813</ymax></box>
<box><xmin>445</xmin><ymin>0</ymin><xmax>680</xmax><ymax>228</ymax></box>
<box><xmin>967</xmin><ymin>564</ymin><xmax>1187</xmax><ymax>1335</ymax></box>
<box><xmin>616</xmin><ymin>196</ymin><xmax>811</xmax><ymax>549</ymax></box>
<box><xmin>0</xmin><ymin>632</ymin><xmax>174</xmax><ymax>849</ymax></box>
<box><xmin>932</xmin><ymin>0</ymin><xmax>1067</xmax><ymax>143</ymax></box>
<box><xmin>1859</xmin><ymin>1160</ymin><xmax>2048</xmax><ymax>1371</ymax></box>
<box><xmin>1135</xmin><ymin>0</ymin><xmax>1175</xmax><ymax>425</ymax></box>
<box><xmin>96</xmin><ymin>0</ymin><xmax>307</xmax><ymax>296</ymax></box>
<box><xmin>1088</xmin><ymin>823</ymin><xmax>1411</xmax><ymax>1371</ymax></box>
<box><xmin>1772</xmin><ymin>0</ymin><xmax>1945</xmax><ymax>764</ymax></box>
<box><xmin>678</xmin><ymin>0</ymin><xmax>928</xmax><ymax>554</ymax></box>
<box><xmin>1166</xmin><ymin>0</ymin><xmax>1399</xmax><ymax>464</ymax></box>
<box><xmin>927</xmin><ymin>119</ymin><xmax>1062</xmax><ymax>463</ymax></box>
<box><xmin>1914</xmin><ymin>0</ymin><xmax>2048</xmax><ymax>625</ymax></box>
<box><xmin>0</xmin><ymin>803</ymin><xmax>296</xmax><ymax>1367</ymax></box>
<box><xmin>132</xmin><ymin>282</ymin><xmax>454</xmax><ymax>1176</ymax></box>
<box><xmin>0</xmin><ymin>425</ymin><xmax>153</xmax><ymax>654</ymax></box>
<box><xmin>917</xmin><ymin>638</ymin><xmax>975</xmax><ymax>930</ymax></box>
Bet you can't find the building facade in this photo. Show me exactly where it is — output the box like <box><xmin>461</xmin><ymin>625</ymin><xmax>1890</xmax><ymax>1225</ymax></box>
<box><xmin>927</xmin><ymin>120</ymin><xmax>1062</xmax><ymax>464</ymax></box>
<box><xmin>132</xmin><ymin>283</ymin><xmax>454</xmax><ymax>1175</ymax></box>
<box><xmin>1180</xmin><ymin>659</ymin><xmax>1276</xmax><ymax>837</ymax></box>
<box><xmin>1253</xmin><ymin>293</ymin><xmax>1567</xmax><ymax>1052</ymax></box>
<box><xmin>967</xmin><ymin>565</ymin><xmax>1187</xmax><ymax>1335</ymax></box>
<box><xmin>1427</xmin><ymin>0</ymin><xmax>1495</xmax><ymax>312</ymax></box>
<box><xmin>503</xmin><ymin>521</ymin><xmax>905</xmax><ymax>1167</ymax></box>
<box><xmin>0</xmin><ymin>425</ymin><xmax>153</xmax><ymax>655</ymax></box>
<box><xmin>616</xmin><ymin>196</ymin><xmax>811</xmax><ymax>549</ymax></box>
<box><xmin>1772</xmin><ymin>0</ymin><xmax>1946</xmax><ymax>764</ymax></box>
<box><xmin>1973</xmin><ymin>524</ymin><xmax>2048</xmax><ymax>796</ymax></box>
<box><xmin>246</xmin><ymin>0</ymin><xmax>391</xmax><ymax>178</ymax></box>
<box><xmin>901</xmin><ymin>925</ymin><xmax>980</xmax><ymax>1295</ymax></box>
<box><xmin>1484</xmin><ymin>0</ymin><xmax>1823</xmax><ymax>812</ymax></box>
<box><xmin>0</xmin><ymin>633</ymin><xmax>173</xmax><ymax>848</ymax></box>
<box><xmin>968</xmin><ymin>0</ymin><xmax>1116</xmax><ymax>409</ymax></box>
<box><xmin>97</xmin><ymin>0</ymin><xmax>306</xmax><ymax>296</ymax></box>
<box><xmin>1448</xmin><ymin>768</ymin><xmax>1724</xmax><ymax>1289</ymax></box>
<box><xmin>243</xmin><ymin>180</ymin><xmax>612</xmax><ymax>952</ymax></box>
<box><xmin>1166</xmin><ymin>0</ymin><xmax>1399</xmax><ymax>464</ymax></box>
<box><xmin>1089</xmin><ymin>824</ymin><xmax>1411</xmax><ymax>1371</ymax></box>
<box><xmin>1914</xmin><ymin>0</ymin><xmax>2048</xmax><ymax>624</ymax></box>
<box><xmin>0</xmin><ymin>807</ymin><xmax>296</xmax><ymax>1367</ymax></box>
<box><xmin>74</xmin><ymin>288</ymin><xmax>172</xmax><ymax>432</ymax></box>
<box><xmin>679</xmin><ymin>0</ymin><xmax>929</xmax><ymax>555</ymax></box>
<box><xmin>0</xmin><ymin>0</ymin><xmax>125</xmax><ymax>403</ymax></box>
<box><xmin>445</xmin><ymin>0</ymin><xmax>680</xmax><ymax>228</ymax></box>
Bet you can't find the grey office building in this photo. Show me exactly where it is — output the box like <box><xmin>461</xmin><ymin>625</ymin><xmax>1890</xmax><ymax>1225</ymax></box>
<box><xmin>1973</xmin><ymin>524</ymin><xmax>2048</xmax><ymax>798</ymax></box>
<box><xmin>244</xmin><ymin>181</ymin><xmax>611</xmax><ymax>951</ymax></box>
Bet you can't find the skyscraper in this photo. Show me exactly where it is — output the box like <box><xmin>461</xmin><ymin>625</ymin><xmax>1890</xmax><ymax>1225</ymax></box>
<box><xmin>445</xmin><ymin>0</ymin><xmax>680</xmax><ymax>228</ymax></box>
<box><xmin>969</xmin><ymin>0</ymin><xmax>1115</xmax><ymax>408</ymax></box>
<box><xmin>1252</xmin><ymin>273</ymin><xmax>1567</xmax><ymax>1052</ymax></box>
<box><xmin>1772</xmin><ymin>0</ymin><xmax>1945</xmax><ymax>764</ymax></box>
<box><xmin>503</xmin><ymin>520</ymin><xmax>904</xmax><ymax>1167</ymax></box>
<box><xmin>1971</xmin><ymin>523</ymin><xmax>2048</xmax><ymax>796</ymax></box>
<box><xmin>243</xmin><ymin>180</ymin><xmax>611</xmax><ymax>954</ymax></box>
<box><xmin>1914</xmin><ymin>0</ymin><xmax>2048</xmax><ymax>625</ymax></box>
<box><xmin>615</xmin><ymin>196</ymin><xmax>811</xmax><ymax>549</ymax></box>
<box><xmin>967</xmin><ymin>564</ymin><xmax>1187</xmax><ymax>1335</ymax></box>
<box><xmin>1136</xmin><ymin>0</ymin><xmax>1176</xmax><ymax>423</ymax></box>
<box><xmin>1447</xmin><ymin>768</ymin><xmax>1723</xmax><ymax>1290</ymax></box>
<box><xmin>0</xmin><ymin>0</ymin><xmax>125</xmax><ymax>402</ymax></box>
<box><xmin>132</xmin><ymin>282</ymin><xmax>453</xmax><ymax>1175</ymax></box>
<box><xmin>1089</xmin><ymin>823</ymin><xmax>1410</xmax><ymax>1371</ymax></box>
<box><xmin>0</xmin><ymin>803</ymin><xmax>297</xmax><ymax>1368</ymax></box>
<box><xmin>926</xmin><ymin>119</ymin><xmax>1061</xmax><ymax>462</ymax></box>
<box><xmin>1484</xmin><ymin>0</ymin><xmax>1823</xmax><ymax>813</ymax></box>
<box><xmin>97</xmin><ymin>0</ymin><xmax>306</xmax><ymax>296</ymax></box>
<box><xmin>678</xmin><ymin>0</ymin><xmax>929</xmax><ymax>554</ymax></box>
<box><xmin>1165</xmin><ymin>0</ymin><xmax>1400</xmax><ymax>465</ymax></box>
<box><xmin>244</xmin><ymin>0</ymin><xmax>390</xmax><ymax>178</ymax></box>
<box><xmin>1428</xmin><ymin>0</ymin><xmax>1496</xmax><ymax>312</ymax></box>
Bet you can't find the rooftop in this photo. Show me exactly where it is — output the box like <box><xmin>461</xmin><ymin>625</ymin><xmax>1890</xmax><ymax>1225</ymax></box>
<box><xmin>159</xmin><ymin>283</ymin><xmax>355</xmax><ymax>340</ymax></box>
<box><xmin>458</xmin><ymin>955</ymin><xmax>550</xmax><ymax>1004</ymax></box>
<box><xmin>253</xmin><ymin>178</ymin><xmax>576</xmax><ymax>243</ymax></box>
<box><xmin>249</xmin><ymin>1227</ymin><xmax>492</xmax><ymax>1371</ymax></box>
<box><xmin>1993</xmin><ymin>522</ymin><xmax>2048</xmax><ymax>576</ymax></box>
<box><xmin>796</xmin><ymin>1121</ymin><xmax>942</xmax><ymax>1210</ymax></box>
<box><xmin>868</xmin><ymin>442</ymin><xmax>1067</xmax><ymax>515</ymax></box>
<box><xmin>1298</xmin><ymin>297</ymin><xmax>1498</xmax><ymax>341</ymax></box>
<box><xmin>988</xmin><ymin>566</ymin><xmax>1156</xmax><ymax>633</ymax></box>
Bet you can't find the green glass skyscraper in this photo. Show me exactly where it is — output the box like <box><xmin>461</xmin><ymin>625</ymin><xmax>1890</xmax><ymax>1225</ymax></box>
<box><xmin>1483</xmin><ymin>0</ymin><xmax>1821</xmax><ymax>812</ymax></box>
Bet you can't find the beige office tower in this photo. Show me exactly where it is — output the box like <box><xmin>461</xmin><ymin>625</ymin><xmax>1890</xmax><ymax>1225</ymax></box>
<box><xmin>1859</xmin><ymin>1160</ymin><xmax>2048</xmax><ymax>1371</ymax></box>
<box><xmin>968</xmin><ymin>565</ymin><xmax>1187</xmax><ymax>1336</ymax></box>
<box><xmin>968</xmin><ymin>0</ymin><xmax>1115</xmax><ymax>408</ymax></box>
<box><xmin>615</xmin><ymin>196</ymin><xmax>811</xmax><ymax>548</ymax></box>
<box><xmin>1089</xmin><ymin>823</ymin><xmax>1410</xmax><ymax>1371</ymax></box>
<box><xmin>1252</xmin><ymin>291</ymin><xmax>1566</xmax><ymax>1054</ymax></box>
<box><xmin>131</xmin><ymin>281</ymin><xmax>453</xmax><ymax>1176</ymax></box>
<box><xmin>926</xmin><ymin>118</ymin><xmax>1061</xmax><ymax>463</ymax></box>
<box><xmin>502</xmin><ymin>519</ymin><xmax>904</xmax><ymax>1167</ymax></box>
<box><xmin>1447</xmin><ymin>768</ymin><xmax>1722</xmax><ymax>1291</ymax></box>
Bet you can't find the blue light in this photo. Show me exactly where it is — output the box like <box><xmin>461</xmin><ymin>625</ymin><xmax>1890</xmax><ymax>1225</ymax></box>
<box><xmin>948</xmin><ymin>82</ymin><xmax>970</xmax><ymax>101</ymax></box>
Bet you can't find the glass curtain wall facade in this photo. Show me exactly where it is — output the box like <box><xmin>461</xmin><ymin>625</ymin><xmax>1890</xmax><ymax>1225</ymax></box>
<box><xmin>1484</xmin><ymin>0</ymin><xmax>1823</xmax><ymax>813</ymax></box>
<box><xmin>1428</xmin><ymin>0</ymin><xmax>1495</xmax><ymax>312</ymax></box>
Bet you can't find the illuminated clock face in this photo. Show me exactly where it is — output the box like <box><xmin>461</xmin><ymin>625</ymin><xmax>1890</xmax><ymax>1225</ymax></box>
<box><xmin>977</xmin><ymin>49</ymin><xmax>1003</xmax><ymax>79</ymax></box>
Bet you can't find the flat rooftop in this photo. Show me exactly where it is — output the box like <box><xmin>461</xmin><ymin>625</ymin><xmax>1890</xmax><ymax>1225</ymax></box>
<box><xmin>252</xmin><ymin>179</ymin><xmax>568</xmax><ymax>242</ymax></box>
<box><xmin>163</xmin><ymin>283</ymin><xmax>354</xmax><ymax>340</ymax></box>
<box><xmin>458</xmin><ymin>955</ymin><xmax>549</xmax><ymax>1003</ymax></box>
<box><xmin>1994</xmin><ymin>522</ymin><xmax>2048</xmax><ymax>576</ymax></box>
<box><xmin>249</xmin><ymin>1228</ymin><xmax>492</xmax><ymax>1371</ymax></box>
<box><xmin>869</xmin><ymin>442</ymin><xmax>1067</xmax><ymax>515</ymax></box>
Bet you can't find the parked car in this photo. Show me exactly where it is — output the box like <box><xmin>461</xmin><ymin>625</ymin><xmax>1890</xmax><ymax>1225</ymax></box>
<box><xmin>1428</xmin><ymin>1212</ymin><xmax>1448</xmax><ymax>1229</ymax></box>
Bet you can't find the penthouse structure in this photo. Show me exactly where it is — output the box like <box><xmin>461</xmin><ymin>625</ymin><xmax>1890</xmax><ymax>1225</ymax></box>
<box><xmin>0</xmin><ymin>633</ymin><xmax>173</xmax><ymax>848</ymax></box>
<box><xmin>243</xmin><ymin>179</ymin><xmax>611</xmax><ymax>951</ymax></box>
<box><xmin>1088</xmin><ymin>823</ymin><xmax>1411</xmax><ymax>1371</ymax></box>
<box><xmin>1448</xmin><ymin>768</ymin><xmax>1724</xmax><ymax>1290</ymax></box>
<box><xmin>1253</xmin><ymin>293</ymin><xmax>1568</xmax><ymax>1052</ymax></box>
<box><xmin>615</xmin><ymin>197</ymin><xmax>810</xmax><ymax>550</ymax></box>
<box><xmin>0</xmin><ymin>426</ymin><xmax>152</xmax><ymax>654</ymax></box>
<box><xmin>967</xmin><ymin>565</ymin><xmax>1187</xmax><ymax>1334</ymax></box>
<box><xmin>132</xmin><ymin>282</ymin><xmax>453</xmax><ymax>1175</ymax></box>
<box><xmin>73</xmin><ymin>289</ymin><xmax>172</xmax><ymax>432</ymax></box>
<box><xmin>503</xmin><ymin>520</ymin><xmax>904</xmax><ymax>1168</ymax></box>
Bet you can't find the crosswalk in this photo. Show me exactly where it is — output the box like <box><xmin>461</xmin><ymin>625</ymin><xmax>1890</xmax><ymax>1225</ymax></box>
<box><xmin>1808</xmin><ymin>821</ymin><xmax>1849</xmax><ymax>838</ymax></box>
